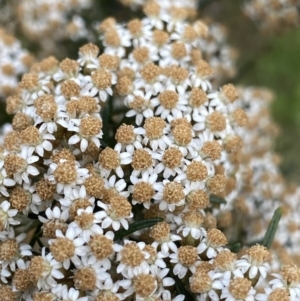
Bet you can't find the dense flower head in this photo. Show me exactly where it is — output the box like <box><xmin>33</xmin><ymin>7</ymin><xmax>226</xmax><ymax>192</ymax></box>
<box><xmin>0</xmin><ymin>0</ymin><xmax>299</xmax><ymax>300</ymax></box>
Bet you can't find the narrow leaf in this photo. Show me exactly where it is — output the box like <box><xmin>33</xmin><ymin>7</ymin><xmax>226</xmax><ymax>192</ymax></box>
<box><xmin>114</xmin><ymin>218</ymin><xmax>163</xmax><ymax>241</ymax></box>
<box><xmin>209</xmin><ymin>195</ymin><xmax>227</xmax><ymax>204</ymax></box>
<box><xmin>262</xmin><ymin>207</ymin><xmax>282</xmax><ymax>249</ymax></box>
<box><xmin>229</xmin><ymin>242</ymin><xmax>242</xmax><ymax>253</ymax></box>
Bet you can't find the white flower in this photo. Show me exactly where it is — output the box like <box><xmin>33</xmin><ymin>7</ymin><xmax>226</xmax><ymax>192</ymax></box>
<box><xmin>221</xmin><ymin>277</ymin><xmax>256</xmax><ymax>301</ymax></box>
<box><xmin>58</xmin><ymin>185</ymin><xmax>95</xmax><ymax>210</ymax></box>
<box><xmin>97</xmin><ymin>198</ymin><xmax>133</xmax><ymax>231</ymax></box>
<box><xmin>169</xmin><ymin>246</ymin><xmax>200</xmax><ymax>279</ymax></box>
<box><xmin>47</xmin><ymin>159</ymin><xmax>89</xmax><ymax>195</ymax></box>
<box><xmin>116</xmin><ymin>241</ymin><xmax>150</xmax><ymax>279</ymax></box>
<box><xmin>125</xmin><ymin>90</ymin><xmax>154</xmax><ymax>126</ymax></box>
<box><xmin>70</xmin><ymin>206</ymin><xmax>104</xmax><ymax>242</ymax></box>
<box><xmin>12</xmin><ymin>147</ymin><xmax>39</xmax><ymax>185</ymax></box>
<box><xmin>49</xmin><ymin>227</ymin><xmax>89</xmax><ymax>270</ymax></box>
<box><xmin>0</xmin><ymin>228</ymin><xmax>32</xmax><ymax>272</ymax></box>
<box><xmin>68</xmin><ymin>118</ymin><xmax>103</xmax><ymax>153</ymax></box>
<box><xmin>32</xmin><ymin>247</ymin><xmax>64</xmax><ymax>290</ymax></box>
<box><xmin>129</xmin><ymin>173</ymin><xmax>157</xmax><ymax>209</ymax></box>
<box><xmin>153</xmin><ymin>180</ymin><xmax>185</xmax><ymax>212</ymax></box>
<box><xmin>24</xmin><ymin>128</ymin><xmax>55</xmax><ymax>157</ymax></box>
<box><xmin>0</xmin><ymin>200</ymin><xmax>19</xmax><ymax>231</ymax></box>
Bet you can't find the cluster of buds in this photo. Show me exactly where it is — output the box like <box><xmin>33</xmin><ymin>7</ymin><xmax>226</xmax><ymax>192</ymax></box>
<box><xmin>244</xmin><ymin>0</ymin><xmax>300</xmax><ymax>33</ymax></box>
<box><xmin>0</xmin><ymin>27</ymin><xmax>34</xmax><ymax>100</ymax></box>
<box><xmin>116</xmin><ymin>0</ymin><xmax>237</xmax><ymax>84</ymax></box>
<box><xmin>15</xmin><ymin>0</ymin><xmax>92</xmax><ymax>53</ymax></box>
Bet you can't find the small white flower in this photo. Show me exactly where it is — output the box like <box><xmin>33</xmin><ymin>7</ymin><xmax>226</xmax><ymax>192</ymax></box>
<box><xmin>0</xmin><ymin>200</ymin><xmax>19</xmax><ymax>231</ymax></box>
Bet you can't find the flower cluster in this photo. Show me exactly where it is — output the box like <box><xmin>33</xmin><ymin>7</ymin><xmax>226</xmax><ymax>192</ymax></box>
<box><xmin>16</xmin><ymin>0</ymin><xmax>92</xmax><ymax>52</ymax></box>
<box><xmin>115</xmin><ymin>0</ymin><xmax>237</xmax><ymax>83</ymax></box>
<box><xmin>0</xmin><ymin>27</ymin><xmax>34</xmax><ymax>100</ymax></box>
<box><xmin>0</xmin><ymin>0</ymin><xmax>299</xmax><ymax>301</ymax></box>
<box><xmin>244</xmin><ymin>0</ymin><xmax>300</xmax><ymax>33</ymax></box>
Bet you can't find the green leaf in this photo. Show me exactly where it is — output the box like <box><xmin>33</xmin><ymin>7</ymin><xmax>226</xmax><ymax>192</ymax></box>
<box><xmin>114</xmin><ymin>218</ymin><xmax>163</xmax><ymax>241</ymax></box>
<box><xmin>262</xmin><ymin>207</ymin><xmax>282</xmax><ymax>249</ymax></box>
<box><xmin>209</xmin><ymin>195</ymin><xmax>227</xmax><ymax>205</ymax></box>
<box><xmin>229</xmin><ymin>242</ymin><xmax>242</xmax><ymax>253</ymax></box>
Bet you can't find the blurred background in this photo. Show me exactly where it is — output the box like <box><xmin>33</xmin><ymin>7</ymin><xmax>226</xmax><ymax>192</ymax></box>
<box><xmin>1</xmin><ymin>0</ymin><xmax>300</xmax><ymax>181</ymax></box>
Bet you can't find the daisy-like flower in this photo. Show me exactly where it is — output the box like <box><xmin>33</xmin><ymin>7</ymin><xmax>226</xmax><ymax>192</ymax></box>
<box><xmin>120</xmin><ymin>273</ymin><xmax>158</xmax><ymax>300</ymax></box>
<box><xmin>153</xmin><ymin>180</ymin><xmax>185</xmax><ymax>212</ymax></box>
<box><xmin>170</xmin><ymin>245</ymin><xmax>200</xmax><ymax>279</ymax></box>
<box><xmin>127</xmin><ymin>19</ymin><xmax>153</xmax><ymax>48</ymax></box>
<box><xmin>53</xmin><ymin>58</ymin><xmax>81</xmax><ymax>82</ymax></box>
<box><xmin>73</xmin><ymin>256</ymin><xmax>110</xmax><ymax>291</ymax></box>
<box><xmin>116</xmin><ymin>240</ymin><xmax>150</xmax><ymax>279</ymax></box>
<box><xmin>189</xmin><ymin>263</ymin><xmax>223</xmax><ymax>301</ymax></box>
<box><xmin>88</xmin><ymin>231</ymin><xmax>120</xmax><ymax>271</ymax></box>
<box><xmin>221</xmin><ymin>277</ymin><xmax>256</xmax><ymax>301</ymax></box>
<box><xmin>208</xmin><ymin>83</ymin><xmax>239</xmax><ymax>111</ymax></box>
<box><xmin>236</xmin><ymin>245</ymin><xmax>271</xmax><ymax>280</ymax></box>
<box><xmin>97</xmin><ymin>195</ymin><xmax>133</xmax><ymax>231</ymax></box>
<box><xmin>47</xmin><ymin>158</ymin><xmax>89</xmax><ymax>195</ymax></box>
<box><xmin>19</xmin><ymin>72</ymin><xmax>51</xmax><ymax>100</ymax></box>
<box><xmin>98</xmin><ymin>147</ymin><xmax>132</xmax><ymax>178</ymax></box>
<box><xmin>114</xmin><ymin>124</ymin><xmax>143</xmax><ymax>154</ymax></box>
<box><xmin>77</xmin><ymin>43</ymin><xmax>99</xmax><ymax>67</ymax></box>
<box><xmin>70</xmin><ymin>206</ymin><xmax>104</xmax><ymax>242</ymax></box>
<box><xmin>3</xmin><ymin>147</ymin><xmax>39</xmax><ymax>184</ymax></box>
<box><xmin>102</xmin><ymin>25</ymin><xmax>131</xmax><ymax>57</ymax></box>
<box><xmin>129</xmin><ymin>173</ymin><xmax>157</xmax><ymax>209</ymax></box>
<box><xmin>81</xmin><ymin>68</ymin><xmax>117</xmax><ymax>102</ymax></box>
<box><xmin>0</xmin><ymin>228</ymin><xmax>32</xmax><ymax>272</ymax></box>
<box><xmin>28</xmin><ymin>247</ymin><xmax>64</xmax><ymax>290</ymax></box>
<box><xmin>49</xmin><ymin>227</ymin><xmax>89</xmax><ymax>270</ymax></box>
<box><xmin>68</xmin><ymin>115</ymin><xmax>103</xmax><ymax>152</ymax></box>
<box><xmin>197</xmin><ymin>228</ymin><xmax>228</xmax><ymax>259</ymax></box>
<box><xmin>255</xmin><ymin>288</ymin><xmax>291</xmax><ymax>301</ymax></box>
<box><xmin>125</xmin><ymin>90</ymin><xmax>154</xmax><ymax>126</ymax></box>
<box><xmin>136</xmin><ymin>62</ymin><xmax>165</xmax><ymax>96</ymax></box>
<box><xmin>165</xmin><ymin>66</ymin><xmax>191</xmax><ymax>96</ymax></box>
<box><xmin>213</xmin><ymin>250</ymin><xmax>244</xmax><ymax>284</ymax></box>
<box><xmin>131</xmin><ymin>147</ymin><xmax>156</xmax><ymax>177</ymax></box>
<box><xmin>269</xmin><ymin>264</ymin><xmax>300</xmax><ymax>300</ymax></box>
<box><xmin>159</xmin><ymin>42</ymin><xmax>189</xmax><ymax>67</ymax></box>
<box><xmin>20</xmin><ymin>126</ymin><xmax>55</xmax><ymax>157</ymax></box>
<box><xmin>192</xmin><ymin>106</ymin><xmax>228</xmax><ymax>138</ymax></box>
<box><xmin>190</xmin><ymin>60</ymin><xmax>213</xmax><ymax>91</ymax></box>
<box><xmin>149</xmin><ymin>222</ymin><xmax>181</xmax><ymax>255</ymax></box>
<box><xmin>34</xmin><ymin>94</ymin><xmax>69</xmax><ymax>134</ymax></box>
<box><xmin>135</xmin><ymin>117</ymin><xmax>172</xmax><ymax>151</ymax></box>
<box><xmin>104</xmin><ymin>175</ymin><xmax>130</xmax><ymax>199</ymax></box>
<box><xmin>0</xmin><ymin>168</ymin><xmax>15</xmax><ymax>197</ymax></box>
<box><xmin>0</xmin><ymin>200</ymin><xmax>19</xmax><ymax>231</ymax></box>
<box><xmin>58</xmin><ymin>185</ymin><xmax>95</xmax><ymax>211</ymax></box>
<box><xmin>9</xmin><ymin>182</ymin><xmax>42</xmax><ymax>215</ymax></box>
<box><xmin>153</xmin><ymin>147</ymin><xmax>183</xmax><ymax>180</ymax></box>
<box><xmin>177</xmin><ymin>211</ymin><xmax>206</xmax><ymax>240</ymax></box>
